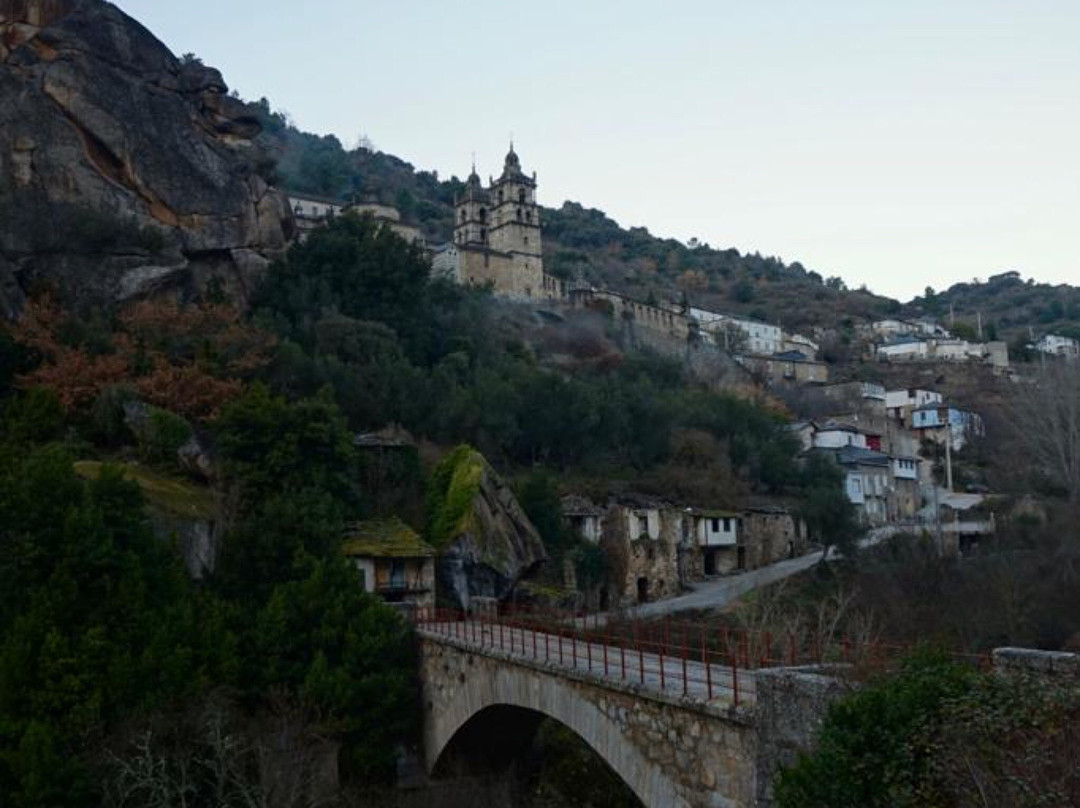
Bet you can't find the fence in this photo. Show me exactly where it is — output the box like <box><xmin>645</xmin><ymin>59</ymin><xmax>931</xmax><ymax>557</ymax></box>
<box><xmin>413</xmin><ymin>606</ymin><xmax>992</xmax><ymax>707</ymax></box>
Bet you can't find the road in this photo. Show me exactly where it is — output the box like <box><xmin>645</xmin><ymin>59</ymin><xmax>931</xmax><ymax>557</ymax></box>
<box><xmin>606</xmin><ymin>525</ymin><xmax>907</xmax><ymax>622</ymax></box>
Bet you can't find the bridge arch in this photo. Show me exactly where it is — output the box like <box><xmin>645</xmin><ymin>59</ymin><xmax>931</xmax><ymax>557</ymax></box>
<box><xmin>422</xmin><ymin>644</ymin><xmax>691</xmax><ymax>807</ymax></box>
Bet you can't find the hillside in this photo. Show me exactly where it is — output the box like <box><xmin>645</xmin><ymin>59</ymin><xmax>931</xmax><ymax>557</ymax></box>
<box><xmin>902</xmin><ymin>270</ymin><xmax>1080</xmax><ymax>351</ymax></box>
<box><xmin>254</xmin><ymin>110</ymin><xmax>905</xmax><ymax>333</ymax></box>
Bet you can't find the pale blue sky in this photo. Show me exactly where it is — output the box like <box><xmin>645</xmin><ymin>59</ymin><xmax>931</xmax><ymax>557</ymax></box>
<box><xmin>120</xmin><ymin>0</ymin><xmax>1079</xmax><ymax>300</ymax></box>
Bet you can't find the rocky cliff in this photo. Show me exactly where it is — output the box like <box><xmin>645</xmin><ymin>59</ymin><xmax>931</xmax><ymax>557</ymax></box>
<box><xmin>0</xmin><ymin>0</ymin><xmax>293</xmax><ymax>317</ymax></box>
<box><xmin>427</xmin><ymin>446</ymin><xmax>548</xmax><ymax>611</ymax></box>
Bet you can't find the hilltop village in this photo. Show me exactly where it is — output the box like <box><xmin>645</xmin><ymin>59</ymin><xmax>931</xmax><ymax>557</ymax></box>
<box><xmin>284</xmin><ymin>146</ymin><xmax>1075</xmax><ymax>614</ymax></box>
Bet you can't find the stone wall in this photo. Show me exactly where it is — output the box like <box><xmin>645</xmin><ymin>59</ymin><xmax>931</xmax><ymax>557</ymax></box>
<box><xmin>419</xmin><ymin>634</ymin><xmax>758</xmax><ymax>808</ymax></box>
<box><xmin>459</xmin><ymin>248</ymin><xmax>546</xmax><ymax>300</ymax></box>
<box><xmin>752</xmin><ymin>666</ymin><xmax>852</xmax><ymax>807</ymax></box>
<box><xmin>992</xmin><ymin>647</ymin><xmax>1080</xmax><ymax>682</ymax></box>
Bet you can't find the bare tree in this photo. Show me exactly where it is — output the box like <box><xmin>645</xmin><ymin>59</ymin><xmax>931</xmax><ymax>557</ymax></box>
<box><xmin>1007</xmin><ymin>360</ymin><xmax>1080</xmax><ymax>505</ymax></box>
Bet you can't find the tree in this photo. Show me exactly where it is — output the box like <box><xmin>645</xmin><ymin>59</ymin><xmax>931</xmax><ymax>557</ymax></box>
<box><xmin>1006</xmin><ymin>360</ymin><xmax>1080</xmax><ymax>505</ymax></box>
<box><xmin>775</xmin><ymin>652</ymin><xmax>979</xmax><ymax>808</ymax></box>
<box><xmin>799</xmin><ymin>452</ymin><xmax>861</xmax><ymax>561</ymax></box>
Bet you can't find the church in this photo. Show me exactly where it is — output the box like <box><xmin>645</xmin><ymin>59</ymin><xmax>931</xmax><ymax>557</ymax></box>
<box><xmin>433</xmin><ymin>145</ymin><xmax>562</xmax><ymax>300</ymax></box>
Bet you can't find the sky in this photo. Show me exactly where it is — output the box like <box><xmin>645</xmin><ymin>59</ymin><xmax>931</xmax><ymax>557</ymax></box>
<box><xmin>119</xmin><ymin>0</ymin><xmax>1080</xmax><ymax>301</ymax></box>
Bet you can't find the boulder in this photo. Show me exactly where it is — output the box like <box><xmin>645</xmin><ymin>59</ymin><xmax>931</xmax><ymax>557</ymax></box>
<box><xmin>428</xmin><ymin>447</ymin><xmax>547</xmax><ymax>611</ymax></box>
<box><xmin>0</xmin><ymin>0</ymin><xmax>293</xmax><ymax>314</ymax></box>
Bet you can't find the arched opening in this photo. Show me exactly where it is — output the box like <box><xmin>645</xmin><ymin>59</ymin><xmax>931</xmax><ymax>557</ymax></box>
<box><xmin>518</xmin><ymin>188</ymin><xmax>526</xmax><ymax>203</ymax></box>
<box><xmin>433</xmin><ymin>706</ymin><xmax>643</xmax><ymax>807</ymax></box>
<box><xmin>479</xmin><ymin>207</ymin><xmax>487</xmax><ymax>223</ymax></box>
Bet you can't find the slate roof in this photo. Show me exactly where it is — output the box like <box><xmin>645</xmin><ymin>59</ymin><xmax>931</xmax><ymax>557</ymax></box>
<box><xmin>835</xmin><ymin>446</ymin><xmax>890</xmax><ymax>467</ymax></box>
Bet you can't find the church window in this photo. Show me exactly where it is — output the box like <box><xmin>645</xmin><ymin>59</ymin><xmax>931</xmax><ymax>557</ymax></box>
<box><xmin>459</xmin><ymin>209</ymin><xmax>465</xmax><ymax>223</ymax></box>
<box><xmin>524</xmin><ymin>236</ymin><xmax>529</xmax><ymax>244</ymax></box>
<box><xmin>516</xmin><ymin>208</ymin><xmax>522</xmax><ymax>221</ymax></box>
<box><xmin>525</xmin><ymin>210</ymin><xmax>531</xmax><ymax>222</ymax></box>
<box><xmin>518</xmin><ymin>188</ymin><xmax>526</xmax><ymax>203</ymax></box>
<box><xmin>479</xmin><ymin>207</ymin><xmax>487</xmax><ymax>223</ymax></box>
<box><xmin>498</xmin><ymin>190</ymin><xmax>504</xmax><ymax>202</ymax></box>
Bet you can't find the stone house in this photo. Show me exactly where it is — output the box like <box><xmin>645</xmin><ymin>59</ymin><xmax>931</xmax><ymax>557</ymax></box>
<box><xmin>590</xmin><ymin>496</ymin><xmax>681</xmax><ymax>606</ymax></box>
<box><xmin>342</xmin><ymin>517</ymin><xmax>436</xmax><ymax>610</ymax></box>
<box><xmin>739</xmin><ymin>507</ymin><xmax>809</xmax><ymax>570</ymax></box>
<box><xmin>682</xmin><ymin>508</ymin><xmax>741</xmax><ymax>577</ymax></box>
<box><xmin>560</xmin><ymin>494</ymin><xmax>605</xmax><ymax>543</ymax></box>
<box><xmin>739</xmin><ymin>351</ymin><xmax>829</xmax><ymax>386</ymax></box>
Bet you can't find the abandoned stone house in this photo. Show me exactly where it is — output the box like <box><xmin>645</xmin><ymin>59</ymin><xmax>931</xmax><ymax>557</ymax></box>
<box><xmin>342</xmin><ymin>517</ymin><xmax>436</xmax><ymax>611</ymax></box>
<box><xmin>561</xmin><ymin>495</ymin><xmax>811</xmax><ymax>607</ymax></box>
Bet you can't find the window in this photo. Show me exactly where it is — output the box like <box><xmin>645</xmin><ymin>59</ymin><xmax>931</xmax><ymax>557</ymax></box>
<box><xmin>519</xmin><ymin>188</ymin><xmax>526</xmax><ymax>203</ymax></box>
<box><xmin>723</xmin><ymin>517</ymin><xmax>732</xmax><ymax>531</ymax></box>
<box><xmin>480</xmin><ymin>228</ymin><xmax>486</xmax><ymax>242</ymax></box>
<box><xmin>479</xmin><ymin>207</ymin><xmax>487</xmax><ymax>223</ymax></box>
<box><xmin>516</xmin><ymin>207</ymin><xmax>522</xmax><ymax>221</ymax></box>
<box><xmin>638</xmin><ymin>515</ymin><xmax>649</xmax><ymax>536</ymax></box>
<box><xmin>459</xmin><ymin>209</ymin><xmax>465</xmax><ymax>223</ymax></box>
<box><xmin>711</xmin><ymin>518</ymin><xmax>720</xmax><ymax>532</ymax></box>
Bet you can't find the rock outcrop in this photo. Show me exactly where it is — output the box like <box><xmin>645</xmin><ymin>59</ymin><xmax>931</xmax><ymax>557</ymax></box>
<box><xmin>0</xmin><ymin>0</ymin><xmax>293</xmax><ymax>314</ymax></box>
<box><xmin>427</xmin><ymin>446</ymin><xmax>547</xmax><ymax>611</ymax></box>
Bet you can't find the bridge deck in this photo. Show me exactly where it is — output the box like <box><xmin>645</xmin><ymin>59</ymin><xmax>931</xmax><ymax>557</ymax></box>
<box><xmin>419</xmin><ymin>620</ymin><xmax>757</xmax><ymax>706</ymax></box>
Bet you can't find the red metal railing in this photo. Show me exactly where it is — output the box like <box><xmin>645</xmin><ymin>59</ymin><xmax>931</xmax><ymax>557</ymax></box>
<box><xmin>411</xmin><ymin>605</ymin><xmax>992</xmax><ymax>707</ymax></box>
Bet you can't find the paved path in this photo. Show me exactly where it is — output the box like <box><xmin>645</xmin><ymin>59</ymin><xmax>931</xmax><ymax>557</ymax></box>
<box><xmin>420</xmin><ymin>620</ymin><xmax>756</xmax><ymax>705</ymax></box>
<box><xmin>608</xmin><ymin>525</ymin><xmax>909</xmax><ymax>622</ymax></box>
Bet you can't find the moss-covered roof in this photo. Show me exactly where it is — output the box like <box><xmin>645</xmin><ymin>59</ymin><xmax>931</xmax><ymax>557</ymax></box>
<box><xmin>342</xmin><ymin>517</ymin><xmax>435</xmax><ymax>558</ymax></box>
<box><xmin>73</xmin><ymin>461</ymin><xmax>217</xmax><ymax>521</ymax></box>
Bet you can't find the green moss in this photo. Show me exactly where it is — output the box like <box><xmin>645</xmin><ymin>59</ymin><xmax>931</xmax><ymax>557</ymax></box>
<box><xmin>425</xmin><ymin>445</ymin><xmax>486</xmax><ymax>549</ymax></box>
<box><xmin>342</xmin><ymin>517</ymin><xmax>434</xmax><ymax>558</ymax></box>
<box><xmin>74</xmin><ymin>461</ymin><xmax>216</xmax><ymax>521</ymax></box>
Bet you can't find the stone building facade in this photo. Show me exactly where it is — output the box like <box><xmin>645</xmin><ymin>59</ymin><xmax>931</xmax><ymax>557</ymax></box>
<box><xmin>453</xmin><ymin>146</ymin><xmax>550</xmax><ymax>300</ymax></box>
<box><xmin>562</xmin><ymin>496</ymin><xmax>812</xmax><ymax>606</ymax></box>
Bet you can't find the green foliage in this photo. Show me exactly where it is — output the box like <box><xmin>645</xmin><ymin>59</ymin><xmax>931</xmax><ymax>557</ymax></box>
<box><xmin>517</xmin><ymin>469</ymin><xmax>569</xmax><ymax>553</ymax></box>
<box><xmin>799</xmin><ymin>452</ymin><xmax>862</xmax><ymax>559</ymax></box>
<box><xmin>217</xmin><ymin>488</ymin><xmax>345</xmax><ymax>603</ymax></box>
<box><xmin>775</xmin><ymin>651</ymin><xmax>979</xmax><ymax>808</ymax></box>
<box><xmin>213</xmin><ymin>383</ymin><xmax>358</xmax><ymax>512</ymax></box>
<box><xmin>424</xmin><ymin>445</ymin><xmax>485</xmax><ymax>548</ymax></box>
<box><xmin>0</xmin><ymin>448</ymin><xmax>220</xmax><ymax>805</ymax></box>
<box><xmin>0</xmin><ymin>388</ymin><xmax>64</xmax><ymax>447</ymax></box>
<box><xmin>253</xmin><ymin>557</ymin><xmax>418</xmax><ymax>781</ymax></box>
<box><xmin>137</xmin><ymin>406</ymin><xmax>192</xmax><ymax>464</ymax></box>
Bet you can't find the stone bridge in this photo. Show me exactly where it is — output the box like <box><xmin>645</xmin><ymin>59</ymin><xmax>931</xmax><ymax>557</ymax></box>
<box><xmin>417</xmin><ymin>619</ymin><xmax>846</xmax><ymax>808</ymax></box>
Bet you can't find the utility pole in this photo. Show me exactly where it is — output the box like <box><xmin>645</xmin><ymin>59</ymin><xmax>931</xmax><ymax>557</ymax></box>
<box><xmin>944</xmin><ymin>424</ymin><xmax>954</xmax><ymax>492</ymax></box>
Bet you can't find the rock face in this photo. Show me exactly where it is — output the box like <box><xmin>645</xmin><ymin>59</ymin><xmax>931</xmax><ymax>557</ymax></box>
<box><xmin>429</xmin><ymin>447</ymin><xmax>547</xmax><ymax>611</ymax></box>
<box><xmin>0</xmin><ymin>0</ymin><xmax>293</xmax><ymax>314</ymax></box>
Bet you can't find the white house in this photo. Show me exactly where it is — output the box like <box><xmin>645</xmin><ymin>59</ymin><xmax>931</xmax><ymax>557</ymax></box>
<box><xmin>689</xmin><ymin>307</ymin><xmax>783</xmax><ymax>355</ymax></box>
<box><xmin>811</xmin><ymin>422</ymin><xmax>869</xmax><ymax>450</ymax></box>
<box><xmin>886</xmin><ymin>388</ymin><xmax>944</xmax><ymax>422</ymax></box>
<box><xmin>877</xmin><ymin>336</ymin><xmax>930</xmax><ymax>360</ymax></box>
<box><xmin>288</xmin><ymin>192</ymin><xmax>344</xmax><ymax>220</ymax></box>
<box><xmin>912</xmin><ymin>405</ymin><xmax>984</xmax><ymax>450</ymax></box>
<box><xmin>1034</xmin><ymin>334</ymin><xmax>1079</xmax><ymax>358</ymax></box>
